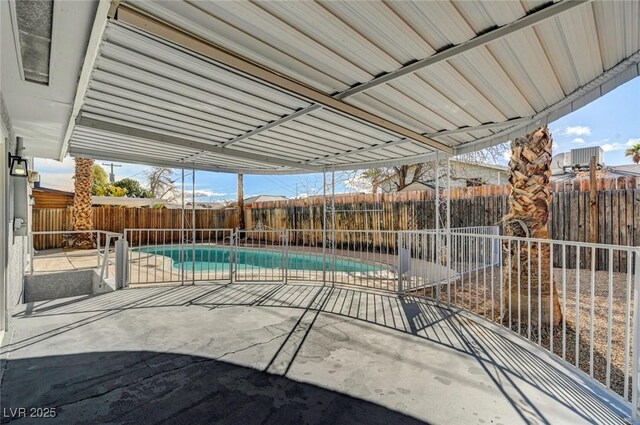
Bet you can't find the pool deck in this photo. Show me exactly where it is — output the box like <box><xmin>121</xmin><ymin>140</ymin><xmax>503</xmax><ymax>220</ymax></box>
<box><xmin>1</xmin><ymin>282</ymin><xmax>630</xmax><ymax>425</ymax></box>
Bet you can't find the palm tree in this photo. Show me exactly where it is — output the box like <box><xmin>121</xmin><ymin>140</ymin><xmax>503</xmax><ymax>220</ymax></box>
<box><xmin>625</xmin><ymin>143</ymin><xmax>640</xmax><ymax>164</ymax></box>
<box><xmin>503</xmin><ymin>126</ymin><xmax>562</xmax><ymax>326</ymax></box>
<box><xmin>237</xmin><ymin>173</ymin><xmax>245</xmax><ymax>230</ymax></box>
<box><xmin>72</xmin><ymin>158</ymin><xmax>95</xmax><ymax>248</ymax></box>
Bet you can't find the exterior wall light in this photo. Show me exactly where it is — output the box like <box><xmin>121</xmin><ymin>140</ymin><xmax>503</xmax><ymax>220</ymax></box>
<box><xmin>8</xmin><ymin>153</ymin><xmax>28</xmax><ymax>177</ymax></box>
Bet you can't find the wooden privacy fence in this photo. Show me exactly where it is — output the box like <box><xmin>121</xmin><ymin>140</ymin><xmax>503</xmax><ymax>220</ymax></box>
<box><xmin>32</xmin><ymin>177</ymin><xmax>640</xmax><ymax>268</ymax></box>
<box><xmin>32</xmin><ymin>207</ymin><xmax>238</xmax><ymax>250</ymax></box>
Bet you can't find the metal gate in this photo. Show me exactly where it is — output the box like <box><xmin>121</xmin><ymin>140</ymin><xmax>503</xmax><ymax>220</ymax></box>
<box><xmin>233</xmin><ymin>229</ymin><xmax>287</xmax><ymax>283</ymax></box>
<box><xmin>124</xmin><ymin>228</ymin><xmax>233</xmax><ymax>285</ymax></box>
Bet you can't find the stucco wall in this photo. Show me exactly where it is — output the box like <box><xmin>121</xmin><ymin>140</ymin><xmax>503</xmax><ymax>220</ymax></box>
<box><xmin>6</xmin><ymin>224</ymin><xmax>26</xmax><ymax>317</ymax></box>
<box><xmin>2</xmin><ymin>93</ymin><xmax>28</xmax><ymax>331</ymax></box>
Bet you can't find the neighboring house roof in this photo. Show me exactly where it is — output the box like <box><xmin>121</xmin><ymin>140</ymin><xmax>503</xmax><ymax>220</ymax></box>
<box><xmin>244</xmin><ymin>195</ymin><xmax>287</xmax><ymax>204</ymax></box>
<box><xmin>32</xmin><ymin>186</ymin><xmax>74</xmax><ymax>196</ymax></box>
<box><xmin>92</xmin><ymin>196</ymin><xmax>166</xmax><ymax>208</ymax></box>
<box><xmin>184</xmin><ymin>201</ymin><xmax>231</xmax><ymax>210</ymax></box>
<box><xmin>32</xmin><ymin>186</ymin><xmax>74</xmax><ymax>209</ymax></box>
<box><xmin>610</xmin><ymin>164</ymin><xmax>640</xmax><ymax>176</ymax></box>
<box><xmin>398</xmin><ymin>181</ymin><xmax>436</xmax><ymax>192</ymax></box>
<box><xmin>378</xmin><ymin>160</ymin><xmax>508</xmax><ymax>185</ymax></box>
<box><xmin>455</xmin><ymin>160</ymin><xmax>508</xmax><ymax>172</ymax></box>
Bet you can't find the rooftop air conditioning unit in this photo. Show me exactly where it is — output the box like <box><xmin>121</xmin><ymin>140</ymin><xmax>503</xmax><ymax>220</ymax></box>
<box><xmin>570</xmin><ymin>147</ymin><xmax>604</xmax><ymax>170</ymax></box>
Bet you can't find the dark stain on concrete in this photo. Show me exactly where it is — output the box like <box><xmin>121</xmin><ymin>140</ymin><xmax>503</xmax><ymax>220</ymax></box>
<box><xmin>1</xmin><ymin>351</ymin><xmax>431</xmax><ymax>425</ymax></box>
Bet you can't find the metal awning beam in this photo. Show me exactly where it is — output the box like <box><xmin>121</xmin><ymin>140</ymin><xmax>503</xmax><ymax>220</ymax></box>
<box><xmin>76</xmin><ymin>116</ymin><xmax>322</xmax><ymax>172</ymax></box>
<box><xmin>303</xmin><ymin>117</ymin><xmax>529</xmax><ymax>164</ymax></box>
<box><xmin>217</xmin><ymin>0</ymin><xmax>586</xmax><ymax>150</ymax></box>
<box><xmin>116</xmin><ymin>5</ymin><xmax>454</xmax><ymax>155</ymax></box>
<box><xmin>337</xmin><ymin>0</ymin><xmax>589</xmax><ymax>98</ymax></box>
<box><xmin>425</xmin><ymin>117</ymin><xmax>531</xmax><ymax>138</ymax></box>
<box><xmin>70</xmin><ymin>147</ymin><xmax>237</xmax><ymax>173</ymax></box>
<box><xmin>70</xmin><ymin>147</ymin><xmax>311</xmax><ymax>175</ymax></box>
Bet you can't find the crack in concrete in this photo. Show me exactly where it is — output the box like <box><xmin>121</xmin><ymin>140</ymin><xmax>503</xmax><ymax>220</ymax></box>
<box><xmin>216</xmin><ymin>330</ymin><xmax>292</xmax><ymax>360</ymax></box>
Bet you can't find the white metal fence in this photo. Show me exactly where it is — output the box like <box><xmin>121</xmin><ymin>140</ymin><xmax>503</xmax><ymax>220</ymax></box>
<box><xmin>124</xmin><ymin>228</ymin><xmax>233</xmax><ymax>285</ymax></box>
<box><xmin>30</xmin><ymin>230</ymin><xmax>122</xmax><ymax>281</ymax></box>
<box><xmin>438</xmin><ymin>232</ymin><xmax>640</xmax><ymax>411</ymax></box>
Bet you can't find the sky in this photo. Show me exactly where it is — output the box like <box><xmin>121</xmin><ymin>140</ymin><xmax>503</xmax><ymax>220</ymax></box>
<box><xmin>35</xmin><ymin>77</ymin><xmax>640</xmax><ymax>201</ymax></box>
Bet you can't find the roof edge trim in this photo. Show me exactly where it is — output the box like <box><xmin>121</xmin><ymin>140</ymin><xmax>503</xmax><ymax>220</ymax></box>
<box><xmin>59</xmin><ymin>0</ymin><xmax>112</xmax><ymax>161</ymax></box>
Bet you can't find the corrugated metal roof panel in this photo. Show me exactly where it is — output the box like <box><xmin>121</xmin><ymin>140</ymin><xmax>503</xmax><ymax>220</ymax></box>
<box><xmin>63</xmin><ymin>0</ymin><xmax>640</xmax><ymax>174</ymax></box>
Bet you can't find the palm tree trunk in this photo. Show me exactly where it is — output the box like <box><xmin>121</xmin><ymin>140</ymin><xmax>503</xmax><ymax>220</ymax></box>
<box><xmin>237</xmin><ymin>173</ymin><xmax>245</xmax><ymax>231</ymax></box>
<box><xmin>72</xmin><ymin>158</ymin><xmax>95</xmax><ymax>249</ymax></box>
<box><xmin>503</xmin><ymin>126</ymin><xmax>562</xmax><ymax>326</ymax></box>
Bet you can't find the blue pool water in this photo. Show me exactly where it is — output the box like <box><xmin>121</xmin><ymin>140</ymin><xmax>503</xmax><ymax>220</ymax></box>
<box><xmin>135</xmin><ymin>246</ymin><xmax>381</xmax><ymax>273</ymax></box>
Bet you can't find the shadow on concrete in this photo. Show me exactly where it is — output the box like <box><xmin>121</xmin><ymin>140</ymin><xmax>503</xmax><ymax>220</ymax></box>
<box><xmin>0</xmin><ymin>350</ymin><xmax>428</xmax><ymax>425</ymax></box>
<box><xmin>6</xmin><ymin>283</ymin><xmax>631</xmax><ymax>425</ymax></box>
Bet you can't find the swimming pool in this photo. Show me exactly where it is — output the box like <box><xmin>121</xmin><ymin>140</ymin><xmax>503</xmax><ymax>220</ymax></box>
<box><xmin>135</xmin><ymin>245</ymin><xmax>382</xmax><ymax>273</ymax></box>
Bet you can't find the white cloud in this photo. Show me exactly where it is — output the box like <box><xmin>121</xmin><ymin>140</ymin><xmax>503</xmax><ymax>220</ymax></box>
<box><xmin>601</xmin><ymin>143</ymin><xmax>626</xmax><ymax>152</ymax></box>
<box><xmin>502</xmin><ymin>150</ymin><xmax>512</xmax><ymax>162</ymax></box>
<box><xmin>627</xmin><ymin>138</ymin><xmax>640</xmax><ymax>147</ymax></box>
<box><xmin>563</xmin><ymin>126</ymin><xmax>591</xmax><ymax>137</ymax></box>
<box><xmin>571</xmin><ymin>138</ymin><xmax>586</xmax><ymax>144</ymax></box>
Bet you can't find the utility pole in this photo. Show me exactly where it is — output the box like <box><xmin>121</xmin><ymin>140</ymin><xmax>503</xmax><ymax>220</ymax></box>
<box><xmin>102</xmin><ymin>162</ymin><xmax>121</xmax><ymax>183</ymax></box>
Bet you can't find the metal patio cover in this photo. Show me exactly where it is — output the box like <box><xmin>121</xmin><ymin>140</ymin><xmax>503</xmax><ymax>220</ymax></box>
<box><xmin>64</xmin><ymin>0</ymin><xmax>640</xmax><ymax>174</ymax></box>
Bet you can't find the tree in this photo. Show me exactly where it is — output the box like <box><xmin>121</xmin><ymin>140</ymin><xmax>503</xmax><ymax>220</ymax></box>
<box><xmin>347</xmin><ymin>166</ymin><xmax>425</xmax><ymax>194</ymax></box>
<box><xmin>145</xmin><ymin>167</ymin><xmax>178</xmax><ymax>201</ymax></box>
<box><xmin>625</xmin><ymin>143</ymin><xmax>640</xmax><ymax>164</ymax></box>
<box><xmin>72</xmin><ymin>158</ymin><xmax>95</xmax><ymax>248</ymax></box>
<box><xmin>92</xmin><ymin>164</ymin><xmax>108</xmax><ymax>194</ymax></box>
<box><xmin>91</xmin><ymin>164</ymin><xmax>128</xmax><ymax>197</ymax></box>
<box><xmin>502</xmin><ymin>126</ymin><xmax>562</xmax><ymax>326</ymax></box>
<box><xmin>113</xmin><ymin>178</ymin><xmax>153</xmax><ymax>198</ymax></box>
<box><xmin>93</xmin><ymin>185</ymin><xmax>128</xmax><ymax>197</ymax></box>
<box><xmin>350</xmin><ymin>144</ymin><xmax>510</xmax><ymax>194</ymax></box>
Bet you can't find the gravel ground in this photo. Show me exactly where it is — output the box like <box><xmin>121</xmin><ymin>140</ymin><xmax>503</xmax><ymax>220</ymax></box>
<box><xmin>416</xmin><ymin>266</ymin><xmax>635</xmax><ymax>400</ymax></box>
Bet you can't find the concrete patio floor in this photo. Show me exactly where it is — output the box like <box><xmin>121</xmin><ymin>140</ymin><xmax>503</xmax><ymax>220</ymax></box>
<box><xmin>0</xmin><ymin>283</ymin><xmax>630</xmax><ymax>425</ymax></box>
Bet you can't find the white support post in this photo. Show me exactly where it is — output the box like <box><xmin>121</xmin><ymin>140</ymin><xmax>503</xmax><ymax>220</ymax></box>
<box><xmin>181</xmin><ymin>168</ymin><xmax>185</xmax><ymax>286</ymax></box>
<box><xmin>331</xmin><ymin>167</ymin><xmax>336</xmax><ymax>286</ymax></box>
<box><xmin>192</xmin><ymin>169</ymin><xmax>196</xmax><ymax>285</ymax></box>
<box><xmin>446</xmin><ymin>157</ymin><xmax>452</xmax><ymax>306</ymax></box>
<box><xmin>434</xmin><ymin>152</ymin><xmax>441</xmax><ymax>300</ymax></box>
<box><xmin>322</xmin><ymin>167</ymin><xmax>327</xmax><ymax>286</ymax></box>
<box><xmin>433</xmin><ymin>152</ymin><xmax>451</xmax><ymax>302</ymax></box>
<box><xmin>115</xmin><ymin>238</ymin><xmax>128</xmax><ymax>289</ymax></box>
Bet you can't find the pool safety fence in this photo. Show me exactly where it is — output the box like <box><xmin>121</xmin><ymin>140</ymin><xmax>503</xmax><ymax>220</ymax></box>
<box><xmin>122</xmin><ymin>226</ymin><xmax>640</xmax><ymax>416</ymax></box>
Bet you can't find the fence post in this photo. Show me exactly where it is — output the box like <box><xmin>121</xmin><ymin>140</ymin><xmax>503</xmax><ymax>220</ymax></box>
<box><xmin>632</xmin><ymin>249</ymin><xmax>640</xmax><ymax>424</ymax></box>
<box><xmin>115</xmin><ymin>238</ymin><xmax>128</xmax><ymax>289</ymax></box>
<box><xmin>397</xmin><ymin>234</ymin><xmax>402</xmax><ymax>293</ymax></box>
<box><xmin>229</xmin><ymin>229</ymin><xmax>234</xmax><ymax>284</ymax></box>
<box><xmin>283</xmin><ymin>230</ymin><xmax>288</xmax><ymax>285</ymax></box>
<box><xmin>96</xmin><ymin>232</ymin><xmax>101</xmax><ymax>269</ymax></box>
<box><xmin>29</xmin><ymin>232</ymin><xmax>35</xmax><ymax>276</ymax></box>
